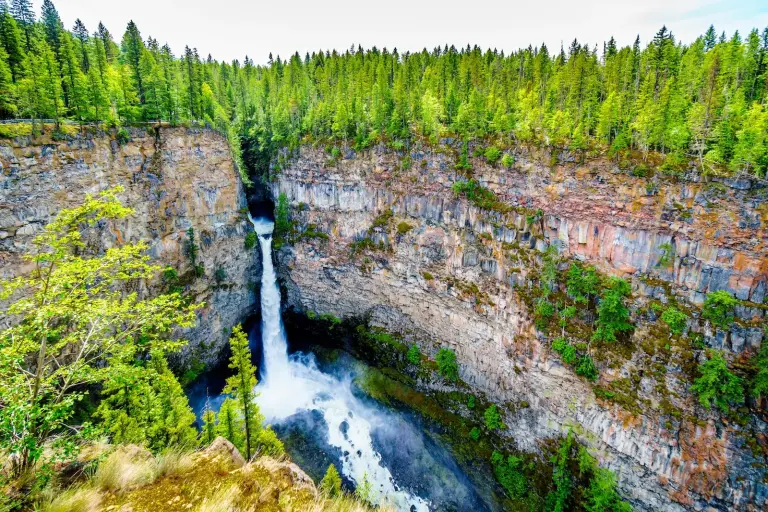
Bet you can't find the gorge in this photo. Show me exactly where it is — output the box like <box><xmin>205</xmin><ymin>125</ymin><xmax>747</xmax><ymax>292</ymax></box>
<box><xmin>1</xmin><ymin>125</ymin><xmax>766</xmax><ymax>511</ymax></box>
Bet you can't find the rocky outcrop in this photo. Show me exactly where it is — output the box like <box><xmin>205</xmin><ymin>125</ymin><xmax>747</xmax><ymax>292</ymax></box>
<box><xmin>0</xmin><ymin>126</ymin><xmax>259</xmax><ymax>365</ymax></box>
<box><xmin>274</xmin><ymin>144</ymin><xmax>767</xmax><ymax>511</ymax></box>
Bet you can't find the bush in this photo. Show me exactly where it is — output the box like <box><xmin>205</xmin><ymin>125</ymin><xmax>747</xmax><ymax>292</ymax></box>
<box><xmin>575</xmin><ymin>356</ymin><xmax>599</xmax><ymax>381</ymax></box>
<box><xmin>467</xmin><ymin>395</ymin><xmax>476</xmax><ymax>409</ymax></box>
<box><xmin>407</xmin><ymin>344</ymin><xmax>421</xmax><ymax>365</ymax></box>
<box><xmin>244</xmin><ymin>231</ymin><xmax>257</xmax><ymax>249</ymax></box>
<box><xmin>469</xmin><ymin>427</ymin><xmax>481</xmax><ymax>441</ymax></box>
<box><xmin>691</xmin><ymin>350</ymin><xmax>744</xmax><ymax>413</ymax></box>
<box><xmin>485</xmin><ymin>145</ymin><xmax>502</xmax><ymax>165</ymax></box>
<box><xmin>422</xmin><ymin>271</ymin><xmax>434</xmax><ymax>280</ymax></box>
<box><xmin>491</xmin><ymin>451</ymin><xmax>527</xmax><ymax>499</ymax></box>
<box><xmin>661</xmin><ymin>307</ymin><xmax>688</xmax><ymax>335</ymax></box>
<box><xmin>501</xmin><ymin>153</ymin><xmax>515</xmax><ymax>168</ymax></box>
<box><xmin>702</xmin><ymin>290</ymin><xmax>739</xmax><ymax>329</ymax></box>
<box><xmin>534</xmin><ymin>298</ymin><xmax>555</xmax><ymax>330</ymax></box>
<box><xmin>436</xmin><ymin>348</ymin><xmax>459</xmax><ymax>382</ymax></box>
<box><xmin>116</xmin><ymin>127</ymin><xmax>131</xmax><ymax>145</ymax></box>
<box><xmin>592</xmin><ymin>277</ymin><xmax>633</xmax><ymax>343</ymax></box>
<box><xmin>484</xmin><ymin>404</ymin><xmax>504</xmax><ymax>430</ymax></box>
<box><xmin>552</xmin><ymin>337</ymin><xmax>578</xmax><ymax>365</ymax></box>
<box><xmin>319</xmin><ymin>464</ymin><xmax>342</xmax><ymax>497</ymax></box>
<box><xmin>396</xmin><ymin>221</ymin><xmax>413</xmax><ymax>235</ymax></box>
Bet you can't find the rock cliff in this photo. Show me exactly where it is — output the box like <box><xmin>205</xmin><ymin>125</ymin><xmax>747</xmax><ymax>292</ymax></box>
<box><xmin>0</xmin><ymin>126</ymin><xmax>258</xmax><ymax>366</ymax></box>
<box><xmin>273</xmin><ymin>143</ymin><xmax>768</xmax><ymax>511</ymax></box>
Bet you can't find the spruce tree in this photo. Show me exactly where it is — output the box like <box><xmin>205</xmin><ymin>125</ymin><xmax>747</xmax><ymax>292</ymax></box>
<box><xmin>9</xmin><ymin>0</ymin><xmax>32</xmax><ymax>50</ymax></box>
<box><xmin>216</xmin><ymin>397</ymin><xmax>244</xmax><ymax>453</ymax></box>
<box><xmin>121</xmin><ymin>20</ymin><xmax>144</xmax><ymax>103</ymax></box>
<box><xmin>200</xmin><ymin>403</ymin><xmax>217</xmax><ymax>446</ymax></box>
<box><xmin>0</xmin><ymin>7</ymin><xmax>24</xmax><ymax>81</ymax></box>
<box><xmin>224</xmin><ymin>324</ymin><xmax>263</xmax><ymax>459</ymax></box>
<box><xmin>0</xmin><ymin>42</ymin><xmax>15</xmax><ymax>117</ymax></box>
<box><xmin>40</xmin><ymin>0</ymin><xmax>62</xmax><ymax>53</ymax></box>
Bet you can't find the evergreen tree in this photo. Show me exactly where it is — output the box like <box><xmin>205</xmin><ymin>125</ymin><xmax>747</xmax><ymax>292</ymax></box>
<box><xmin>0</xmin><ymin>42</ymin><xmax>15</xmax><ymax>117</ymax></box>
<box><xmin>223</xmin><ymin>324</ymin><xmax>262</xmax><ymax>459</ymax></box>
<box><xmin>0</xmin><ymin>7</ymin><xmax>24</xmax><ymax>81</ymax></box>
<box><xmin>121</xmin><ymin>20</ymin><xmax>144</xmax><ymax>103</ymax></box>
<box><xmin>40</xmin><ymin>0</ymin><xmax>62</xmax><ymax>53</ymax></box>
<box><xmin>9</xmin><ymin>0</ymin><xmax>32</xmax><ymax>50</ymax></box>
<box><xmin>592</xmin><ymin>277</ymin><xmax>633</xmax><ymax>343</ymax></box>
<box><xmin>200</xmin><ymin>403</ymin><xmax>217</xmax><ymax>446</ymax></box>
<box><xmin>215</xmin><ymin>397</ymin><xmax>244</xmax><ymax>453</ymax></box>
<box><xmin>320</xmin><ymin>464</ymin><xmax>342</xmax><ymax>497</ymax></box>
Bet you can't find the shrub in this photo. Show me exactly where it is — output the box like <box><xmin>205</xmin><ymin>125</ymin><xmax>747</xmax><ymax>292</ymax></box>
<box><xmin>422</xmin><ymin>271</ymin><xmax>434</xmax><ymax>281</ymax></box>
<box><xmin>575</xmin><ymin>356</ymin><xmax>599</xmax><ymax>381</ymax></box>
<box><xmin>491</xmin><ymin>451</ymin><xmax>527</xmax><ymax>499</ymax></box>
<box><xmin>484</xmin><ymin>404</ymin><xmax>504</xmax><ymax>430</ymax></box>
<box><xmin>244</xmin><ymin>231</ymin><xmax>257</xmax><ymax>249</ymax></box>
<box><xmin>592</xmin><ymin>277</ymin><xmax>633</xmax><ymax>343</ymax></box>
<box><xmin>702</xmin><ymin>290</ymin><xmax>739</xmax><ymax>329</ymax></box>
<box><xmin>214</xmin><ymin>267</ymin><xmax>227</xmax><ymax>284</ymax></box>
<box><xmin>566</xmin><ymin>262</ymin><xmax>599</xmax><ymax>304</ymax></box>
<box><xmin>657</xmin><ymin>242</ymin><xmax>674</xmax><ymax>267</ymax></box>
<box><xmin>396</xmin><ymin>221</ymin><xmax>413</xmax><ymax>235</ymax></box>
<box><xmin>407</xmin><ymin>344</ymin><xmax>421</xmax><ymax>365</ymax></box>
<box><xmin>661</xmin><ymin>307</ymin><xmax>688</xmax><ymax>335</ymax></box>
<box><xmin>467</xmin><ymin>395</ymin><xmax>476</xmax><ymax>409</ymax></box>
<box><xmin>116</xmin><ymin>127</ymin><xmax>131</xmax><ymax>145</ymax></box>
<box><xmin>552</xmin><ymin>337</ymin><xmax>578</xmax><ymax>365</ymax></box>
<box><xmin>485</xmin><ymin>145</ymin><xmax>502</xmax><ymax>165</ymax></box>
<box><xmin>534</xmin><ymin>298</ymin><xmax>555</xmax><ymax>330</ymax></box>
<box><xmin>320</xmin><ymin>464</ymin><xmax>342</xmax><ymax>497</ymax></box>
<box><xmin>436</xmin><ymin>348</ymin><xmax>459</xmax><ymax>382</ymax></box>
<box><xmin>469</xmin><ymin>427</ymin><xmax>481</xmax><ymax>441</ymax></box>
<box><xmin>691</xmin><ymin>350</ymin><xmax>744</xmax><ymax>413</ymax></box>
<box><xmin>501</xmin><ymin>153</ymin><xmax>515</xmax><ymax>168</ymax></box>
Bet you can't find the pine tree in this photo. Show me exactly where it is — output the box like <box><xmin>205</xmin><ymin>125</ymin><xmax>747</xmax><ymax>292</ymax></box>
<box><xmin>9</xmin><ymin>0</ymin><xmax>32</xmax><ymax>50</ymax></box>
<box><xmin>72</xmin><ymin>18</ymin><xmax>89</xmax><ymax>72</ymax></box>
<box><xmin>0</xmin><ymin>41</ymin><xmax>15</xmax><ymax>117</ymax></box>
<box><xmin>40</xmin><ymin>0</ymin><xmax>62</xmax><ymax>53</ymax></box>
<box><xmin>320</xmin><ymin>464</ymin><xmax>342</xmax><ymax>497</ymax></box>
<box><xmin>224</xmin><ymin>324</ymin><xmax>263</xmax><ymax>459</ymax></box>
<box><xmin>121</xmin><ymin>20</ymin><xmax>144</xmax><ymax>103</ymax></box>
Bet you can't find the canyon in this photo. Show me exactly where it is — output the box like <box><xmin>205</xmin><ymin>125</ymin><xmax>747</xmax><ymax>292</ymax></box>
<box><xmin>1</xmin><ymin>128</ymin><xmax>766</xmax><ymax>511</ymax></box>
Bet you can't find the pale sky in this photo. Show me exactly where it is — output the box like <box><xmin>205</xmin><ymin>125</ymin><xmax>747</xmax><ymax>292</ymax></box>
<box><xmin>44</xmin><ymin>0</ymin><xmax>768</xmax><ymax>64</ymax></box>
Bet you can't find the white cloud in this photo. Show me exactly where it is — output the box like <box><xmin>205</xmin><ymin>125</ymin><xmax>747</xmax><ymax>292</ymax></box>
<box><xmin>43</xmin><ymin>0</ymin><xmax>768</xmax><ymax>63</ymax></box>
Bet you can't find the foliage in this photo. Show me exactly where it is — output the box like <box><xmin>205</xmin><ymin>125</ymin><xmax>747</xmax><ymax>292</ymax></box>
<box><xmin>661</xmin><ymin>307</ymin><xmax>688</xmax><ymax>335</ymax></box>
<box><xmin>0</xmin><ymin>188</ymin><xmax>200</xmax><ymax>476</ymax></box>
<box><xmin>224</xmin><ymin>324</ymin><xmax>277</xmax><ymax>459</ymax></box>
<box><xmin>691</xmin><ymin>349</ymin><xmax>744</xmax><ymax>413</ymax></box>
<box><xmin>752</xmin><ymin>343</ymin><xmax>768</xmax><ymax>401</ymax></box>
<box><xmin>501</xmin><ymin>153</ymin><xmax>515</xmax><ymax>168</ymax></box>
<box><xmin>320</xmin><ymin>464</ymin><xmax>342</xmax><ymax>497</ymax></box>
<box><xmin>406</xmin><ymin>344</ymin><xmax>421</xmax><ymax>365</ymax></box>
<box><xmin>575</xmin><ymin>356</ymin><xmax>599</xmax><ymax>382</ymax></box>
<box><xmin>469</xmin><ymin>427</ymin><xmax>481</xmax><ymax>441</ymax></box>
<box><xmin>657</xmin><ymin>242</ymin><xmax>674</xmax><ymax>267</ymax></box>
<box><xmin>592</xmin><ymin>277</ymin><xmax>633</xmax><ymax>343</ymax></box>
<box><xmin>244</xmin><ymin>231</ymin><xmax>257</xmax><ymax>250</ymax></box>
<box><xmin>396</xmin><ymin>221</ymin><xmax>413</xmax><ymax>235</ymax></box>
<box><xmin>274</xmin><ymin>192</ymin><xmax>291</xmax><ymax>243</ymax></box>
<box><xmin>451</xmin><ymin>179</ymin><xmax>508</xmax><ymax>212</ymax></box>
<box><xmin>484</xmin><ymin>145</ymin><xmax>502</xmax><ymax>165</ymax></box>
<box><xmin>484</xmin><ymin>404</ymin><xmax>503</xmax><ymax>430</ymax></box>
<box><xmin>702</xmin><ymin>290</ymin><xmax>739</xmax><ymax>329</ymax></box>
<box><xmin>184</xmin><ymin>227</ymin><xmax>204</xmax><ymax>277</ymax></box>
<box><xmin>491</xmin><ymin>451</ymin><xmax>527</xmax><ymax>499</ymax></box>
<box><xmin>435</xmin><ymin>348</ymin><xmax>459</xmax><ymax>382</ymax></box>
<box><xmin>201</xmin><ymin>406</ymin><xmax>217</xmax><ymax>446</ymax></box>
<box><xmin>552</xmin><ymin>337</ymin><xmax>578</xmax><ymax>365</ymax></box>
<box><xmin>535</xmin><ymin>298</ymin><xmax>556</xmax><ymax>330</ymax></box>
<box><xmin>96</xmin><ymin>351</ymin><xmax>198</xmax><ymax>451</ymax></box>
<box><xmin>216</xmin><ymin>397</ymin><xmax>244</xmax><ymax>453</ymax></box>
<box><xmin>566</xmin><ymin>262</ymin><xmax>599</xmax><ymax>305</ymax></box>
<box><xmin>355</xmin><ymin>472</ymin><xmax>373</xmax><ymax>506</ymax></box>
<box><xmin>0</xmin><ymin>12</ymin><xmax>767</xmax><ymax>178</ymax></box>
<box><xmin>467</xmin><ymin>395</ymin><xmax>476</xmax><ymax>409</ymax></box>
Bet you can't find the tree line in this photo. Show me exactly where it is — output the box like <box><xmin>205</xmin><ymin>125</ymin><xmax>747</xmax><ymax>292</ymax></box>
<box><xmin>1</xmin><ymin>0</ymin><xmax>767</xmax><ymax>178</ymax></box>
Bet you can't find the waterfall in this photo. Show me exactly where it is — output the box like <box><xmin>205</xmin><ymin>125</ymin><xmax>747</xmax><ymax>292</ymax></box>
<box><xmin>247</xmin><ymin>215</ymin><xmax>429</xmax><ymax>512</ymax></box>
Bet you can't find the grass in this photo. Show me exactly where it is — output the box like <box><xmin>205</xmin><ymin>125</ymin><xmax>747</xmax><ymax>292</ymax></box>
<box><xmin>92</xmin><ymin>448</ymin><xmax>156</xmax><ymax>493</ymax></box>
<box><xmin>40</xmin><ymin>487</ymin><xmax>101</xmax><ymax>512</ymax></box>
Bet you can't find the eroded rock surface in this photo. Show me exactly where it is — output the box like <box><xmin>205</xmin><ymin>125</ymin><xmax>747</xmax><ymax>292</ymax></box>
<box><xmin>274</xmin><ymin>144</ymin><xmax>768</xmax><ymax>511</ymax></box>
<box><xmin>0</xmin><ymin>127</ymin><xmax>258</xmax><ymax>365</ymax></box>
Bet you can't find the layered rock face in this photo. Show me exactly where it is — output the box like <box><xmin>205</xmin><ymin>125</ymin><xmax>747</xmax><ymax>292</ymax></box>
<box><xmin>274</xmin><ymin>144</ymin><xmax>767</xmax><ymax>511</ymax></box>
<box><xmin>0</xmin><ymin>127</ymin><xmax>258</xmax><ymax>365</ymax></box>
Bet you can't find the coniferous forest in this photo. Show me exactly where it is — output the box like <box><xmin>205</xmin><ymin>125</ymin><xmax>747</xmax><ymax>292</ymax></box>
<box><xmin>1</xmin><ymin>0</ymin><xmax>768</xmax><ymax>178</ymax></box>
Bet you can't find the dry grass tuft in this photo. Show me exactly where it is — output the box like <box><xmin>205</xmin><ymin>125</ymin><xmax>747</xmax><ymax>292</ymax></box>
<box><xmin>154</xmin><ymin>448</ymin><xmax>195</xmax><ymax>478</ymax></box>
<box><xmin>92</xmin><ymin>449</ymin><xmax>156</xmax><ymax>493</ymax></box>
<box><xmin>195</xmin><ymin>484</ymin><xmax>241</xmax><ymax>512</ymax></box>
<box><xmin>40</xmin><ymin>486</ymin><xmax>101</xmax><ymax>512</ymax></box>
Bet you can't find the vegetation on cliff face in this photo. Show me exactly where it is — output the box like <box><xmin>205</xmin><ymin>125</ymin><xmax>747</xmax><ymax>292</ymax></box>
<box><xmin>1</xmin><ymin>0</ymin><xmax>767</xmax><ymax>179</ymax></box>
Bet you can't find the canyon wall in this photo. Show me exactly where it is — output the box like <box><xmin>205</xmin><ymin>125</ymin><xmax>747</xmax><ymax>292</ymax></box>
<box><xmin>274</xmin><ymin>144</ymin><xmax>768</xmax><ymax>511</ymax></box>
<box><xmin>0</xmin><ymin>126</ymin><xmax>258</xmax><ymax>365</ymax></box>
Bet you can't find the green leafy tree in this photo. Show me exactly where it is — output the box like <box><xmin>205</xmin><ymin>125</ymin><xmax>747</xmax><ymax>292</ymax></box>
<box><xmin>691</xmin><ymin>350</ymin><xmax>744</xmax><ymax>413</ymax></box>
<box><xmin>566</xmin><ymin>262</ymin><xmax>599</xmax><ymax>305</ymax></box>
<box><xmin>592</xmin><ymin>277</ymin><xmax>633</xmax><ymax>343</ymax></box>
<box><xmin>751</xmin><ymin>343</ymin><xmax>768</xmax><ymax>402</ymax></box>
<box><xmin>491</xmin><ymin>451</ymin><xmax>527</xmax><ymax>499</ymax></box>
<box><xmin>702</xmin><ymin>290</ymin><xmax>739</xmax><ymax>329</ymax></box>
<box><xmin>0</xmin><ymin>188</ymin><xmax>200</xmax><ymax>476</ymax></box>
<box><xmin>320</xmin><ymin>464</ymin><xmax>342</xmax><ymax>497</ymax></box>
<box><xmin>436</xmin><ymin>347</ymin><xmax>459</xmax><ymax>382</ymax></box>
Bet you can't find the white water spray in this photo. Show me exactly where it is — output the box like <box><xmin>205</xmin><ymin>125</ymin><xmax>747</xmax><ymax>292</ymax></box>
<box><xmin>248</xmin><ymin>215</ymin><xmax>429</xmax><ymax>512</ymax></box>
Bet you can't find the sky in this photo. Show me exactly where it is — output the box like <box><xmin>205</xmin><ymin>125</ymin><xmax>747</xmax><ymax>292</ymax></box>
<box><xmin>39</xmin><ymin>0</ymin><xmax>768</xmax><ymax>64</ymax></box>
